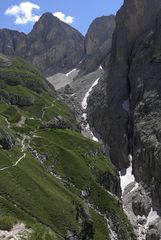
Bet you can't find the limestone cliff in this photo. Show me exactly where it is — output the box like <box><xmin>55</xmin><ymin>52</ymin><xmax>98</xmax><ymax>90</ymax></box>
<box><xmin>88</xmin><ymin>0</ymin><xmax>161</xmax><ymax>169</ymax></box>
<box><xmin>129</xmin><ymin>8</ymin><xmax>161</xmax><ymax>209</ymax></box>
<box><xmin>79</xmin><ymin>15</ymin><xmax>115</xmax><ymax>74</ymax></box>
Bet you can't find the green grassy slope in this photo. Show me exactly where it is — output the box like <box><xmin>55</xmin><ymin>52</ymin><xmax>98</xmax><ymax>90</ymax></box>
<box><xmin>0</xmin><ymin>54</ymin><xmax>135</xmax><ymax>240</ymax></box>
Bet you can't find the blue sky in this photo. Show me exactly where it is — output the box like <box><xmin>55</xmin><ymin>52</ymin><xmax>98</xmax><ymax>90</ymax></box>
<box><xmin>0</xmin><ymin>0</ymin><xmax>123</xmax><ymax>35</ymax></box>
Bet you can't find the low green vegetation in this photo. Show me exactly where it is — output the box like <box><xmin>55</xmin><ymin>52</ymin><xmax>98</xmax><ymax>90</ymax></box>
<box><xmin>0</xmin><ymin>55</ymin><xmax>135</xmax><ymax>239</ymax></box>
<box><xmin>0</xmin><ymin>215</ymin><xmax>17</xmax><ymax>231</ymax></box>
<box><xmin>90</xmin><ymin>209</ymin><xmax>109</xmax><ymax>240</ymax></box>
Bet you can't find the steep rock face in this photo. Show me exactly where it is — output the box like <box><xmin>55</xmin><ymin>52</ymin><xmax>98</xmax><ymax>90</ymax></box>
<box><xmin>88</xmin><ymin>0</ymin><xmax>161</xmax><ymax>169</ymax></box>
<box><xmin>129</xmin><ymin>9</ymin><xmax>161</xmax><ymax>208</ymax></box>
<box><xmin>26</xmin><ymin>13</ymin><xmax>85</xmax><ymax>76</ymax></box>
<box><xmin>0</xmin><ymin>29</ymin><xmax>26</xmax><ymax>55</ymax></box>
<box><xmin>85</xmin><ymin>15</ymin><xmax>115</xmax><ymax>56</ymax></box>
<box><xmin>0</xmin><ymin>13</ymin><xmax>84</xmax><ymax>76</ymax></box>
<box><xmin>79</xmin><ymin>15</ymin><xmax>115</xmax><ymax>74</ymax></box>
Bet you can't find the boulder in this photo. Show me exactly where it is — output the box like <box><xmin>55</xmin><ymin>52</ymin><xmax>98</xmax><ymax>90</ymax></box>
<box><xmin>40</xmin><ymin>115</ymin><xmax>69</xmax><ymax>129</ymax></box>
<box><xmin>132</xmin><ymin>192</ymin><xmax>151</xmax><ymax>217</ymax></box>
<box><xmin>10</xmin><ymin>94</ymin><xmax>35</xmax><ymax>107</ymax></box>
<box><xmin>146</xmin><ymin>228</ymin><xmax>160</xmax><ymax>240</ymax></box>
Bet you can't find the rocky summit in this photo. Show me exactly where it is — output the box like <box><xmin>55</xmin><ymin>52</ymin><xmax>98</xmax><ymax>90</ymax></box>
<box><xmin>0</xmin><ymin>13</ymin><xmax>84</xmax><ymax>76</ymax></box>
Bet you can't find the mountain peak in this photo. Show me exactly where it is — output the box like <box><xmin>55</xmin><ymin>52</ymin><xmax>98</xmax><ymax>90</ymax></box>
<box><xmin>36</xmin><ymin>12</ymin><xmax>62</xmax><ymax>26</ymax></box>
<box><xmin>30</xmin><ymin>12</ymin><xmax>61</xmax><ymax>33</ymax></box>
<box><xmin>40</xmin><ymin>12</ymin><xmax>54</xmax><ymax>19</ymax></box>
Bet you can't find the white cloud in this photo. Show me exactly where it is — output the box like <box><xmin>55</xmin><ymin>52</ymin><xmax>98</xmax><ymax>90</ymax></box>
<box><xmin>53</xmin><ymin>12</ymin><xmax>74</xmax><ymax>24</ymax></box>
<box><xmin>5</xmin><ymin>2</ymin><xmax>40</xmax><ymax>25</ymax></box>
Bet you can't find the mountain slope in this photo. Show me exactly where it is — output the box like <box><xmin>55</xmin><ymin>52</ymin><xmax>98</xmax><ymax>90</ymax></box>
<box><xmin>0</xmin><ymin>54</ymin><xmax>135</xmax><ymax>240</ymax></box>
<box><xmin>0</xmin><ymin>13</ymin><xmax>84</xmax><ymax>76</ymax></box>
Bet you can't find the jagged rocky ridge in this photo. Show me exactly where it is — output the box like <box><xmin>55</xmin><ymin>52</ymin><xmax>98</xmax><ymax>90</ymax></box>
<box><xmin>0</xmin><ymin>13</ymin><xmax>115</xmax><ymax>78</ymax></box>
<box><xmin>0</xmin><ymin>13</ymin><xmax>84</xmax><ymax>76</ymax></box>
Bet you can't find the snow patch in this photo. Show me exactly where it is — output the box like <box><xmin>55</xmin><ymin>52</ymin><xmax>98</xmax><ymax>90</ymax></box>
<box><xmin>82</xmin><ymin>116</ymin><xmax>99</xmax><ymax>142</ymax></box>
<box><xmin>146</xmin><ymin>208</ymin><xmax>160</xmax><ymax>226</ymax></box>
<box><xmin>135</xmin><ymin>208</ymin><xmax>160</xmax><ymax>240</ymax></box>
<box><xmin>99</xmin><ymin>65</ymin><xmax>103</xmax><ymax>70</ymax></box>
<box><xmin>66</xmin><ymin>68</ymin><xmax>77</xmax><ymax>77</ymax></box>
<box><xmin>119</xmin><ymin>155</ymin><xmax>136</xmax><ymax>194</ymax></box>
<box><xmin>120</xmin><ymin>155</ymin><xmax>161</xmax><ymax>240</ymax></box>
<box><xmin>82</xmin><ymin>78</ymin><xmax>100</xmax><ymax>110</ymax></box>
<box><xmin>130</xmin><ymin>182</ymin><xmax>139</xmax><ymax>193</ymax></box>
<box><xmin>81</xmin><ymin>78</ymin><xmax>100</xmax><ymax>142</ymax></box>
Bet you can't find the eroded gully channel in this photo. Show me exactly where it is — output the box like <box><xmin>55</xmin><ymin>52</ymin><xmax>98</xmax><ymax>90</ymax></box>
<box><xmin>81</xmin><ymin>76</ymin><xmax>118</xmax><ymax>240</ymax></box>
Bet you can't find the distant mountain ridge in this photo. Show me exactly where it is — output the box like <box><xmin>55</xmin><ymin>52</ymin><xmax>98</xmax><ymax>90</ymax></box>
<box><xmin>0</xmin><ymin>12</ymin><xmax>116</xmax><ymax>77</ymax></box>
<box><xmin>0</xmin><ymin>12</ymin><xmax>85</xmax><ymax>76</ymax></box>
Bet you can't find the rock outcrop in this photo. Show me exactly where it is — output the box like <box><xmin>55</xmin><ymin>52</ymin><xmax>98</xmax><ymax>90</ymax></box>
<box><xmin>79</xmin><ymin>15</ymin><xmax>115</xmax><ymax>74</ymax></box>
<box><xmin>40</xmin><ymin>115</ymin><xmax>69</xmax><ymax>129</ymax></box>
<box><xmin>0</xmin><ymin>29</ymin><xmax>26</xmax><ymax>55</ymax></box>
<box><xmin>0</xmin><ymin>127</ymin><xmax>15</xmax><ymax>150</ymax></box>
<box><xmin>146</xmin><ymin>227</ymin><xmax>161</xmax><ymax>240</ymax></box>
<box><xmin>101</xmin><ymin>171</ymin><xmax>121</xmax><ymax>197</ymax></box>
<box><xmin>0</xmin><ymin>13</ymin><xmax>85</xmax><ymax>76</ymax></box>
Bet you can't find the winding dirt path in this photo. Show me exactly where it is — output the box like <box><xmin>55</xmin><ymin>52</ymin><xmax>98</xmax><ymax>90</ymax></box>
<box><xmin>0</xmin><ymin>135</ymin><xmax>27</xmax><ymax>171</ymax></box>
